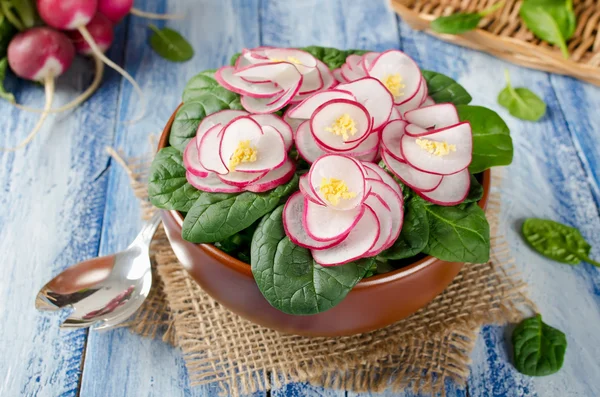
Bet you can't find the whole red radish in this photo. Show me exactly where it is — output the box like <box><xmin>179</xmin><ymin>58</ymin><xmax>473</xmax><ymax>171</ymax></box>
<box><xmin>97</xmin><ymin>0</ymin><xmax>133</xmax><ymax>23</ymax></box>
<box><xmin>4</xmin><ymin>27</ymin><xmax>75</xmax><ymax>151</ymax></box>
<box><xmin>36</xmin><ymin>0</ymin><xmax>98</xmax><ymax>30</ymax></box>
<box><xmin>68</xmin><ymin>13</ymin><xmax>114</xmax><ymax>55</ymax></box>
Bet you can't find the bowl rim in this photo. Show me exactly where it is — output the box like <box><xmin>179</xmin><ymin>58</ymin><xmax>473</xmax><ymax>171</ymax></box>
<box><xmin>158</xmin><ymin>104</ymin><xmax>491</xmax><ymax>290</ymax></box>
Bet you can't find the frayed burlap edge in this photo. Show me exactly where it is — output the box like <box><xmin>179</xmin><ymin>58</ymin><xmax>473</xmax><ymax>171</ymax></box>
<box><xmin>109</xmin><ymin>148</ymin><xmax>534</xmax><ymax>396</ymax></box>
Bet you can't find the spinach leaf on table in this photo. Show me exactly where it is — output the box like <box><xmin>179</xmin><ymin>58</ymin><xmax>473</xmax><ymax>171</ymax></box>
<box><xmin>422</xmin><ymin>203</ymin><xmax>490</xmax><ymax>263</ymax></box>
<box><xmin>430</xmin><ymin>1</ymin><xmax>504</xmax><ymax>35</ymax></box>
<box><xmin>512</xmin><ymin>314</ymin><xmax>567</xmax><ymax>376</ymax></box>
<box><xmin>182</xmin><ymin>174</ymin><xmax>298</xmax><ymax>244</ymax></box>
<box><xmin>522</xmin><ymin>218</ymin><xmax>600</xmax><ymax>267</ymax></box>
<box><xmin>148</xmin><ymin>24</ymin><xmax>194</xmax><ymax>62</ymax></box>
<box><xmin>380</xmin><ymin>195</ymin><xmax>429</xmax><ymax>260</ymax></box>
<box><xmin>498</xmin><ymin>70</ymin><xmax>546</xmax><ymax>121</ymax></box>
<box><xmin>457</xmin><ymin>105</ymin><xmax>513</xmax><ymax>173</ymax></box>
<box><xmin>422</xmin><ymin>70</ymin><xmax>472</xmax><ymax>105</ymax></box>
<box><xmin>519</xmin><ymin>0</ymin><xmax>576</xmax><ymax>58</ymax></box>
<box><xmin>148</xmin><ymin>147</ymin><xmax>200</xmax><ymax>212</ymax></box>
<box><xmin>251</xmin><ymin>205</ymin><xmax>374</xmax><ymax>315</ymax></box>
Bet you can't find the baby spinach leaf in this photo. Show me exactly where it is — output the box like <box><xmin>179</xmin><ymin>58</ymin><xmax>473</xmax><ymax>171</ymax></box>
<box><xmin>430</xmin><ymin>1</ymin><xmax>504</xmax><ymax>35</ymax></box>
<box><xmin>181</xmin><ymin>70</ymin><xmax>241</xmax><ymax>106</ymax></box>
<box><xmin>522</xmin><ymin>218</ymin><xmax>600</xmax><ymax>267</ymax></box>
<box><xmin>519</xmin><ymin>0</ymin><xmax>575</xmax><ymax>58</ymax></box>
<box><xmin>512</xmin><ymin>314</ymin><xmax>567</xmax><ymax>376</ymax></box>
<box><xmin>457</xmin><ymin>105</ymin><xmax>513</xmax><ymax>173</ymax></box>
<box><xmin>251</xmin><ymin>205</ymin><xmax>374</xmax><ymax>315</ymax></box>
<box><xmin>148</xmin><ymin>24</ymin><xmax>194</xmax><ymax>62</ymax></box>
<box><xmin>498</xmin><ymin>70</ymin><xmax>546</xmax><ymax>121</ymax></box>
<box><xmin>422</xmin><ymin>203</ymin><xmax>490</xmax><ymax>263</ymax></box>
<box><xmin>0</xmin><ymin>14</ymin><xmax>17</xmax><ymax>57</ymax></box>
<box><xmin>463</xmin><ymin>174</ymin><xmax>484</xmax><ymax>204</ymax></box>
<box><xmin>148</xmin><ymin>147</ymin><xmax>200</xmax><ymax>212</ymax></box>
<box><xmin>422</xmin><ymin>70</ymin><xmax>472</xmax><ymax>105</ymax></box>
<box><xmin>182</xmin><ymin>174</ymin><xmax>298</xmax><ymax>243</ymax></box>
<box><xmin>0</xmin><ymin>57</ymin><xmax>14</xmax><ymax>102</ymax></box>
<box><xmin>380</xmin><ymin>196</ymin><xmax>429</xmax><ymax>260</ymax></box>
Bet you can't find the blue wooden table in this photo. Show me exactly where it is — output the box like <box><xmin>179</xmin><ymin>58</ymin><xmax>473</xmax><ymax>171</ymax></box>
<box><xmin>1</xmin><ymin>1</ymin><xmax>599</xmax><ymax>396</ymax></box>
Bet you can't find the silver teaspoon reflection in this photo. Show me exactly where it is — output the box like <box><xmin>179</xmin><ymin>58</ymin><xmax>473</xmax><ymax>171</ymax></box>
<box><xmin>35</xmin><ymin>212</ymin><xmax>161</xmax><ymax>330</ymax></box>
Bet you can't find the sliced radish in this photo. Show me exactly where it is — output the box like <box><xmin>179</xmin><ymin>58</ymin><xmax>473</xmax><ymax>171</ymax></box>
<box><xmin>241</xmin><ymin>80</ymin><xmax>302</xmax><ymax>113</ymax></box>
<box><xmin>381</xmin><ymin>149</ymin><xmax>442</xmax><ymax>192</ymax></box>
<box><xmin>295</xmin><ymin>120</ymin><xmax>327</xmax><ymax>163</ymax></box>
<box><xmin>422</xmin><ymin>96</ymin><xmax>435</xmax><ymax>107</ymax></box>
<box><xmin>341</xmin><ymin>62</ymin><xmax>366</xmax><ymax>81</ymax></box>
<box><xmin>283</xmin><ymin>105</ymin><xmax>303</xmax><ymax>135</ymax></box>
<box><xmin>367</xmin><ymin>50</ymin><xmax>421</xmax><ymax>106</ymax></box>
<box><xmin>364</xmin><ymin>166</ymin><xmax>383</xmax><ymax>181</ymax></box>
<box><xmin>249</xmin><ymin>114</ymin><xmax>293</xmax><ymax>151</ymax></box>
<box><xmin>312</xmin><ymin>206</ymin><xmax>380</xmax><ymax>266</ymax></box>
<box><xmin>218</xmin><ymin>170</ymin><xmax>267</xmax><ymax>187</ymax></box>
<box><xmin>333</xmin><ymin>68</ymin><xmax>347</xmax><ymax>83</ymax></box>
<box><xmin>395</xmin><ymin>77</ymin><xmax>427</xmax><ymax>117</ymax></box>
<box><xmin>198</xmin><ymin>124</ymin><xmax>228</xmax><ymax>175</ymax></box>
<box><xmin>299</xmin><ymin>174</ymin><xmax>325</xmax><ymax>205</ymax></box>
<box><xmin>388</xmin><ymin>107</ymin><xmax>402</xmax><ymax>122</ymax></box>
<box><xmin>401</xmin><ymin>122</ymin><xmax>472</xmax><ymax>175</ymax></box>
<box><xmin>404</xmin><ymin>124</ymin><xmax>429</xmax><ymax>137</ymax></box>
<box><xmin>405</xmin><ymin>103</ymin><xmax>459</xmax><ymax>130</ymax></box>
<box><xmin>309</xmin><ymin>154</ymin><xmax>366</xmax><ymax>210</ymax></box>
<box><xmin>215</xmin><ymin>66</ymin><xmax>282</xmax><ymax>98</ymax></box>
<box><xmin>234</xmin><ymin>62</ymin><xmax>301</xmax><ymax>89</ymax></box>
<box><xmin>346</xmin><ymin>54</ymin><xmax>363</xmax><ymax>71</ymax></box>
<box><xmin>362</xmin><ymin>162</ymin><xmax>403</xmax><ymax>197</ymax></box>
<box><xmin>283</xmin><ymin>192</ymin><xmax>346</xmax><ymax>250</ymax></box>
<box><xmin>298</xmin><ymin>67</ymin><xmax>324</xmax><ymax>94</ymax></box>
<box><xmin>287</xmin><ymin>89</ymin><xmax>355</xmax><ymax>120</ymax></box>
<box><xmin>245</xmin><ymin>158</ymin><xmax>295</xmax><ymax>193</ymax></box>
<box><xmin>317</xmin><ymin>60</ymin><xmax>337</xmax><ymax>90</ymax></box>
<box><xmin>262</xmin><ymin>48</ymin><xmax>317</xmax><ymax>74</ymax></box>
<box><xmin>369</xmin><ymin>179</ymin><xmax>404</xmax><ymax>250</ymax></box>
<box><xmin>364</xmin><ymin>193</ymin><xmax>393</xmax><ymax>256</ymax></box>
<box><xmin>310</xmin><ymin>99</ymin><xmax>371</xmax><ymax>151</ymax></box>
<box><xmin>183</xmin><ymin>136</ymin><xmax>209</xmax><ymax>177</ymax></box>
<box><xmin>345</xmin><ymin>131</ymin><xmax>380</xmax><ymax>156</ymax></box>
<box><xmin>381</xmin><ymin>119</ymin><xmax>408</xmax><ymax>161</ymax></box>
<box><xmin>304</xmin><ymin>199</ymin><xmax>364</xmax><ymax>242</ymax></box>
<box><xmin>353</xmin><ymin>149</ymin><xmax>379</xmax><ymax>162</ymax></box>
<box><xmin>361</xmin><ymin>52</ymin><xmax>379</xmax><ymax>72</ymax></box>
<box><xmin>195</xmin><ymin>110</ymin><xmax>248</xmax><ymax>146</ymax></box>
<box><xmin>337</xmin><ymin>77</ymin><xmax>393</xmax><ymax>130</ymax></box>
<box><xmin>186</xmin><ymin>171</ymin><xmax>243</xmax><ymax>193</ymax></box>
<box><xmin>416</xmin><ymin>169</ymin><xmax>470</xmax><ymax>206</ymax></box>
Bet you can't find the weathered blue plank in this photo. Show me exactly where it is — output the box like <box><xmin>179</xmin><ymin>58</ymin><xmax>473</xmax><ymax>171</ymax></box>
<box><xmin>0</xmin><ymin>22</ymin><xmax>127</xmax><ymax>397</ymax></box>
<box><xmin>78</xmin><ymin>0</ymin><xmax>264</xmax><ymax>396</ymax></box>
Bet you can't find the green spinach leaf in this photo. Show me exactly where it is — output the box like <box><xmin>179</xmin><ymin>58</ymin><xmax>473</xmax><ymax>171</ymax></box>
<box><xmin>519</xmin><ymin>0</ymin><xmax>576</xmax><ymax>58</ymax></box>
<box><xmin>457</xmin><ymin>105</ymin><xmax>513</xmax><ymax>173</ymax></box>
<box><xmin>0</xmin><ymin>14</ymin><xmax>16</xmax><ymax>57</ymax></box>
<box><xmin>149</xmin><ymin>24</ymin><xmax>194</xmax><ymax>62</ymax></box>
<box><xmin>251</xmin><ymin>205</ymin><xmax>374</xmax><ymax>315</ymax></box>
<box><xmin>148</xmin><ymin>147</ymin><xmax>200</xmax><ymax>212</ymax></box>
<box><xmin>181</xmin><ymin>69</ymin><xmax>241</xmax><ymax>105</ymax></box>
<box><xmin>380</xmin><ymin>196</ymin><xmax>429</xmax><ymax>260</ymax></box>
<box><xmin>182</xmin><ymin>174</ymin><xmax>298</xmax><ymax>243</ymax></box>
<box><xmin>522</xmin><ymin>218</ymin><xmax>600</xmax><ymax>267</ymax></box>
<box><xmin>422</xmin><ymin>203</ymin><xmax>490</xmax><ymax>263</ymax></box>
<box><xmin>463</xmin><ymin>174</ymin><xmax>484</xmax><ymax>204</ymax></box>
<box><xmin>422</xmin><ymin>70</ymin><xmax>472</xmax><ymax>105</ymax></box>
<box><xmin>0</xmin><ymin>57</ymin><xmax>14</xmax><ymax>102</ymax></box>
<box><xmin>512</xmin><ymin>314</ymin><xmax>567</xmax><ymax>376</ymax></box>
<box><xmin>498</xmin><ymin>70</ymin><xmax>546</xmax><ymax>121</ymax></box>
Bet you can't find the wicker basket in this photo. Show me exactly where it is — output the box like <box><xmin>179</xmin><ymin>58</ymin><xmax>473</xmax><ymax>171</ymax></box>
<box><xmin>391</xmin><ymin>0</ymin><xmax>600</xmax><ymax>86</ymax></box>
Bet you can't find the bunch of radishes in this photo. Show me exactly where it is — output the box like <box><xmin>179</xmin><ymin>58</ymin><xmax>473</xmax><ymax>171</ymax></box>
<box><xmin>3</xmin><ymin>0</ymin><xmax>178</xmax><ymax>151</ymax></box>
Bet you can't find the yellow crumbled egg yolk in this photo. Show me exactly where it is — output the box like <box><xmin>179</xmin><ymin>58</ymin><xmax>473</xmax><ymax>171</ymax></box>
<box><xmin>270</xmin><ymin>56</ymin><xmax>301</xmax><ymax>64</ymax></box>
<box><xmin>325</xmin><ymin>114</ymin><xmax>357</xmax><ymax>141</ymax></box>
<box><xmin>229</xmin><ymin>140</ymin><xmax>257</xmax><ymax>170</ymax></box>
<box><xmin>319</xmin><ymin>178</ymin><xmax>357</xmax><ymax>206</ymax></box>
<box><xmin>415</xmin><ymin>138</ymin><xmax>456</xmax><ymax>157</ymax></box>
<box><xmin>383</xmin><ymin>73</ymin><xmax>405</xmax><ymax>97</ymax></box>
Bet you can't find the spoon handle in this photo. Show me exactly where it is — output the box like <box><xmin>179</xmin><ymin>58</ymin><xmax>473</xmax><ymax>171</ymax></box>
<box><xmin>134</xmin><ymin>211</ymin><xmax>162</xmax><ymax>247</ymax></box>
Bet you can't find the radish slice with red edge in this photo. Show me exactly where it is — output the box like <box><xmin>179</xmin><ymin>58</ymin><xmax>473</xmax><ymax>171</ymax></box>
<box><xmin>345</xmin><ymin>54</ymin><xmax>363</xmax><ymax>71</ymax></box>
<box><xmin>333</xmin><ymin>68</ymin><xmax>346</xmax><ymax>83</ymax></box>
<box><xmin>381</xmin><ymin>119</ymin><xmax>408</xmax><ymax>161</ymax></box>
<box><xmin>295</xmin><ymin>120</ymin><xmax>327</xmax><ymax>163</ymax></box>
<box><xmin>364</xmin><ymin>166</ymin><xmax>383</xmax><ymax>181</ymax></box>
<box><xmin>234</xmin><ymin>62</ymin><xmax>301</xmax><ymax>88</ymax></box>
<box><xmin>262</xmin><ymin>48</ymin><xmax>317</xmax><ymax>74</ymax></box>
<box><xmin>337</xmin><ymin>77</ymin><xmax>393</xmax><ymax>130</ymax></box>
<box><xmin>341</xmin><ymin>63</ymin><xmax>365</xmax><ymax>81</ymax></box>
<box><xmin>395</xmin><ymin>77</ymin><xmax>427</xmax><ymax>117</ymax></box>
<box><xmin>186</xmin><ymin>171</ymin><xmax>243</xmax><ymax>193</ymax></box>
<box><xmin>283</xmin><ymin>105</ymin><xmax>303</xmax><ymax>135</ymax></box>
<box><xmin>404</xmin><ymin>124</ymin><xmax>429</xmax><ymax>137</ymax></box>
<box><xmin>364</xmin><ymin>193</ymin><xmax>393</xmax><ymax>256</ymax></box>
<box><xmin>310</xmin><ymin>99</ymin><xmax>371</xmax><ymax>151</ymax></box>
<box><xmin>184</xmin><ymin>136</ymin><xmax>209</xmax><ymax>177</ymax></box>
<box><xmin>241</xmin><ymin>81</ymin><xmax>302</xmax><ymax>113</ymax></box>
<box><xmin>381</xmin><ymin>149</ymin><xmax>442</xmax><ymax>192</ymax></box>
<box><xmin>369</xmin><ymin>179</ymin><xmax>404</xmax><ymax>250</ymax></box>
<box><xmin>361</xmin><ymin>162</ymin><xmax>403</xmax><ymax>197</ymax></box>
<box><xmin>415</xmin><ymin>169</ymin><xmax>470</xmax><ymax>206</ymax></box>
<box><xmin>299</xmin><ymin>174</ymin><xmax>325</xmax><ymax>205</ymax></box>
<box><xmin>298</xmin><ymin>67</ymin><xmax>324</xmax><ymax>94</ymax></box>
<box><xmin>215</xmin><ymin>66</ymin><xmax>282</xmax><ymax>98</ymax></box>
<box><xmin>245</xmin><ymin>158</ymin><xmax>295</xmax><ymax>193</ymax></box>
<box><xmin>316</xmin><ymin>60</ymin><xmax>337</xmax><ymax>90</ymax></box>
<box><xmin>367</xmin><ymin>50</ymin><xmax>421</xmax><ymax>106</ymax></box>
<box><xmin>198</xmin><ymin>124</ymin><xmax>228</xmax><ymax>175</ymax></box>
<box><xmin>400</xmin><ymin>122</ymin><xmax>472</xmax><ymax>175</ymax></box>
<box><xmin>283</xmin><ymin>192</ymin><xmax>347</xmax><ymax>250</ymax></box>
<box><xmin>303</xmin><ymin>199</ymin><xmax>364</xmax><ymax>242</ymax></box>
<box><xmin>388</xmin><ymin>107</ymin><xmax>402</xmax><ymax>122</ymax></box>
<box><xmin>344</xmin><ymin>131</ymin><xmax>380</xmax><ymax>156</ymax></box>
<box><xmin>308</xmin><ymin>154</ymin><xmax>367</xmax><ymax>210</ymax></box>
<box><xmin>287</xmin><ymin>89</ymin><xmax>355</xmax><ymax>120</ymax></box>
<box><xmin>405</xmin><ymin>103</ymin><xmax>459</xmax><ymax>130</ymax></box>
<box><xmin>311</xmin><ymin>206</ymin><xmax>380</xmax><ymax>266</ymax></box>
<box><xmin>422</xmin><ymin>96</ymin><xmax>435</xmax><ymax>107</ymax></box>
<box><xmin>249</xmin><ymin>114</ymin><xmax>293</xmax><ymax>151</ymax></box>
<box><xmin>218</xmin><ymin>170</ymin><xmax>267</xmax><ymax>187</ymax></box>
<box><xmin>361</xmin><ymin>52</ymin><xmax>379</xmax><ymax>72</ymax></box>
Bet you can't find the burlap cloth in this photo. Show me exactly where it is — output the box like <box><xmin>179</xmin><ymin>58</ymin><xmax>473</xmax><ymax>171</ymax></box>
<box><xmin>109</xmin><ymin>147</ymin><xmax>535</xmax><ymax>396</ymax></box>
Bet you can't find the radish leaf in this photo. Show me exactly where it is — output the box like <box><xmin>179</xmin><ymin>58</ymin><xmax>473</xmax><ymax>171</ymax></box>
<box><xmin>519</xmin><ymin>0</ymin><xmax>575</xmax><ymax>58</ymax></box>
<box><xmin>251</xmin><ymin>205</ymin><xmax>374</xmax><ymax>315</ymax></box>
<box><xmin>422</xmin><ymin>70</ymin><xmax>472</xmax><ymax>105</ymax></box>
<box><xmin>522</xmin><ymin>218</ymin><xmax>600</xmax><ymax>267</ymax></box>
<box><xmin>498</xmin><ymin>70</ymin><xmax>546</xmax><ymax>121</ymax></box>
<box><xmin>149</xmin><ymin>24</ymin><xmax>194</xmax><ymax>62</ymax></box>
<box><xmin>512</xmin><ymin>314</ymin><xmax>567</xmax><ymax>376</ymax></box>
<box><xmin>457</xmin><ymin>105</ymin><xmax>513</xmax><ymax>173</ymax></box>
<box><xmin>0</xmin><ymin>57</ymin><xmax>14</xmax><ymax>102</ymax></box>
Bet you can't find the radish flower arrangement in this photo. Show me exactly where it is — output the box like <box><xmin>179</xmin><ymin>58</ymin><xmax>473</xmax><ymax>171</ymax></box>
<box><xmin>150</xmin><ymin>46</ymin><xmax>514</xmax><ymax>315</ymax></box>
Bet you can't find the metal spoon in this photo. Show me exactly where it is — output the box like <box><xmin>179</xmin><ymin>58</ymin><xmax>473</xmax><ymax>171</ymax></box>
<box><xmin>35</xmin><ymin>212</ymin><xmax>161</xmax><ymax>331</ymax></box>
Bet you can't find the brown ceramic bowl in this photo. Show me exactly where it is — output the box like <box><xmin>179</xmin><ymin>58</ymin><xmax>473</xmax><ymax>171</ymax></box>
<box><xmin>158</xmin><ymin>106</ymin><xmax>491</xmax><ymax>337</ymax></box>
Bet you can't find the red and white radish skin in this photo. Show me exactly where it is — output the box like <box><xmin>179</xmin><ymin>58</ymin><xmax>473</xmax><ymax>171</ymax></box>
<box><xmin>97</xmin><ymin>0</ymin><xmax>133</xmax><ymax>23</ymax></box>
<box><xmin>68</xmin><ymin>13</ymin><xmax>114</xmax><ymax>55</ymax></box>
<box><xmin>4</xmin><ymin>27</ymin><xmax>75</xmax><ymax>151</ymax></box>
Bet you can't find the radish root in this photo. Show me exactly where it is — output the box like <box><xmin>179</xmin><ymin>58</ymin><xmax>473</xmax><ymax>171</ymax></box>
<box><xmin>14</xmin><ymin>54</ymin><xmax>104</xmax><ymax>114</ymax></box>
<box><xmin>1</xmin><ymin>76</ymin><xmax>55</xmax><ymax>152</ymax></box>
<box><xmin>130</xmin><ymin>7</ymin><xmax>184</xmax><ymax>20</ymax></box>
<box><xmin>77</xmin><ymin>25</ymin><xmax>146</xmax><ymax>123</ymax></box>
